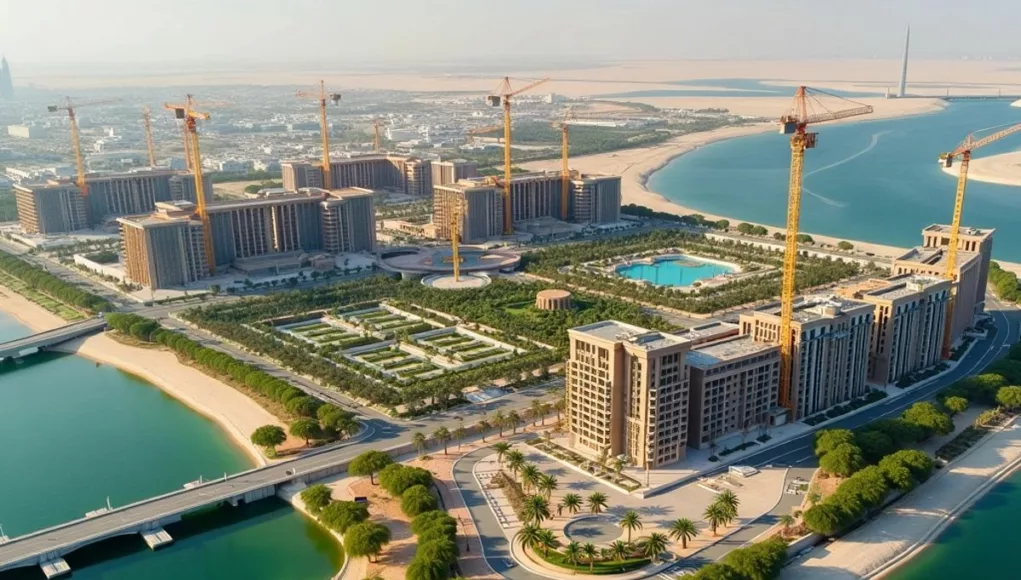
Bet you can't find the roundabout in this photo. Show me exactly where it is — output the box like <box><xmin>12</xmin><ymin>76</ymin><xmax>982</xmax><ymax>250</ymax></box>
<box><xmin>563</xmin><ymin>516</ymin><xmax>622</xmax><ymax>544</ymax></box>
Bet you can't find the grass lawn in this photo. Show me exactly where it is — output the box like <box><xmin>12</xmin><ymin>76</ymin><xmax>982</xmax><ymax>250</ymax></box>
<box><xmin>537</xmin><ymin>549</ymin><xmax>651</xmax><ymax>575</ymax></box>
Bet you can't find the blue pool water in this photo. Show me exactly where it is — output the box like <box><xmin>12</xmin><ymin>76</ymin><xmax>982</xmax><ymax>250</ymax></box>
<box><xmin>616</xmin><ymin>256</ymin><xmax>734</xmax><ymax>286</ymax></box>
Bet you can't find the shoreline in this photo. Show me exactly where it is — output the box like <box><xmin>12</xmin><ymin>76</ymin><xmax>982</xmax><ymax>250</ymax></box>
<box><xmin>0</xmin><ymin>286</ymin><xmax>280</xmax><ymax>468</ymax></box>
<box><xmin>940</xmin><ymin>150</ymin><xmax>1021</xmax><ymax>187</ymax></box>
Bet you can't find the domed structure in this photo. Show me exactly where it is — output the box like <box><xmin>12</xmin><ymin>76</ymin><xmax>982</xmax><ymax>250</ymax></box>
<box><xmin>536</xmin><ymin>289</ymin><xmax>572</xmax><ymax>311</ymax></box>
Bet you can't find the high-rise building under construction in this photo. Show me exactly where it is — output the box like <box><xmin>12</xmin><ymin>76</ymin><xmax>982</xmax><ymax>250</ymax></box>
<box><xmin>281</xmin><ymin>154</ymin><xmax>432</xmax><ymax>196</ymax></box>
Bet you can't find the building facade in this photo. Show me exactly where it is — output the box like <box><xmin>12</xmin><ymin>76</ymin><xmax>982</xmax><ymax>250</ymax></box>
<box><xmin>740</xmin><ymin>295</ymin><xmax>873</xmax><ymax>420</ymax></box>
<box><xmin>206</xmin><ymin>191</ymin><xmax>325</xmax><ymax>269</ymax></box>
<box><xmin>14</xmin><ymin>183</ymin><xmax>88</xmax><ymax>234</ymax></box>
<box><xmin>567</xmin><ymin>321</ymin><xmax>691</xmax><ymax>469</ymax></box>
<box><xmin>320</xmin><ymin>188</ymin><xmax>376</xmax><ymax>253</ymax></box>
<box><xmin>892</xmin><ymin>248</ymin><xmax>980</xmax><ymax>344</ymax></box>
<box><xmin>686</xmin><ymin>336</ymin><xmax>781</xmax><ymax>450</ymax></box>
<box><xmin>431</xmin><ymin>159</ymin><xmax>479</xmax><ymax>186</ymax></box>
<box><xmin>433</xmin><ymin>182</ymin><xmax>504</xmax><ymax>244</ymax></box>
<box><xmin>281</xmin><ymin>154</ymin><xmax>432</xmax><ymax>196</ymax></box>
<box><xmin>118</xmin><ymin>202</ymin><xmax>208</xmax><ymax>288</ymax></box>
<box><xmin>570</xmin><ymin>174</ymin><xmax>622</xmax><ymax>225</ymax></box>
<box><xmin>920</xmin><ymin>224</ymin><xmax>994</xmax><ymax>315</ymax></box>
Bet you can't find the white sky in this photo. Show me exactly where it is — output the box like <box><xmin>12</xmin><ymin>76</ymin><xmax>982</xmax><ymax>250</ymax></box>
<box><xmin>1</xmin><ymin>0</ymin><xmax>1018</xmax><ymax>67</ymax></box>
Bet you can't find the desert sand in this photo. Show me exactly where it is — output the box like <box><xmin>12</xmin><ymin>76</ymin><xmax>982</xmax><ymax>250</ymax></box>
<box><xmin>0</xmin><ymin>287</ymin><xmax>285</xmax><ymax>466</ymax></box>
<box><xmin>942</xmin><ymin>150</ymin><xmax>1021</xmax><ymax>187</ymax></box>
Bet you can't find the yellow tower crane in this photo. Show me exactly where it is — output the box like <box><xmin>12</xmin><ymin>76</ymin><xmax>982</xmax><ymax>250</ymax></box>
<box><xmin>297</xmin><ymin>81</ymin><xmax>342</xmax><ymax>189</ymax></box>
<box><xmin>372</xmin><ymin>119</ymin><xmax>384</xmax><ymax>153</ymax></box>
<box><xmin>487</xmin><ymin>77</ymin><xmax>550</xmax><ymax>234</ymax></box>
<box><xmin>48</xmin><ymin>97</ymin><xmax>120</xmax><ymax>225</ymax></box>
<box><xmin>552</xmin><ymin>107</ymin><xmax>575</xmax><ymax>219</ymax></box>
<box><xmin>450</xmin><ymin>196</ymin><xmax>462</xmax><ymax>282</ymax></box>
<box><xmin>164</xmin><ymin>97</ymin><xmax>215</xmax><ymax>275</ymax></box>
<box><xmin>938</xmin><ymin>122</ymin><xmax>1021</xmax><ymax>357</ymax></box>
<box><xmin>776</xmin><ymin>86</ymin><xmax>872</xmax><ymax>412</ymax></box>
<box><xmin>142</xmin><ymin>106</ymin><xmax>157</xmax><ymax>167</ymax></box>
<box><xmin>465</xmin><ymin>124</ymin><xmax>502</xmax><ymax>147</ymax></box>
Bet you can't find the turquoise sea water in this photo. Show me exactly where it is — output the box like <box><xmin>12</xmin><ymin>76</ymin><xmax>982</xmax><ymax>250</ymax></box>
<box><xmin>0</xmin><ymin>313</ymin><xmax>341</xmax><ymax>579</ymax></box>
<box><xmin>649</xmin><ymin>101</ymin><xmax>1021</xmax><ymax>261</ymax></box>
<box><xmin>616</xmin><ymin>256</ymin><xmax>734</xmax><ymax>286</ymax></box>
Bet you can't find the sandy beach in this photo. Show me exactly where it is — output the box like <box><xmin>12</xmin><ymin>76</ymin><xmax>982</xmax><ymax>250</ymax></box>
<box><xmin>942</xmin><ymin>150</ymin><xmax>1021</xmax><ymax>187</ymax></box>
<box><xmin>0</xmin><ymin>287</ymin><xmax>284</xmax><ymax>466</ymax></box>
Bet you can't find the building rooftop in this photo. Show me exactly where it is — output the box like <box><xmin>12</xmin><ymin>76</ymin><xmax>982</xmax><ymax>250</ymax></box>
<box><xmin>687</xmin><ymin>335</ymin><xmax>778</xmax><ymax>368</ymax></box>
<box><xmin>675</xmin><ymin>321</ymin><xmax>740</xmax><ymax>346</ymax></box>
<box><xmin>207</xmin><ymin>190</ymin><xmax>326</xmax><ymax>212</ymax></box>
<box><xmin>923</xmin><ymin>224</ymin><xmax>995</xmax><ymax>238</ymax></box>
<box><xmin>864</xmin><ymin>274</ymin><xmax>948</xmax><ymax>301</ymax></box>
<box><xmin>570</xmin><ymin>320</ymin><xmax>689</xmax><ymax>351</ymax></box>
<box><xmin>895</xmin><ymin>246</ymin><xmax>978</xmax><ymax>269</ymax></box>
<box><xmin>754</xmin><ymin>294</ymin><xmax>872</xmax><ymax>323</ymax></box>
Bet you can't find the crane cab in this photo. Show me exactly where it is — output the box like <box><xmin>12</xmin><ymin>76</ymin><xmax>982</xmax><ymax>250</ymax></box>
<box><xmin>486</xmin><ymin>95</ymin><xmax>502</xmax><ymax>107</ymax></box>
<box><xmin>779</xmin><ymin>116</ymin><xmax>799</xmax><ymax>134</ymax></box>
<box><xmin>940</xmin><ymin>153</ymin><xmax>954</xmax><ymax>168</ymax></box>
<box><xmin>804</xmin><ymin>133</ymin><xmax>818</xmax><ymax>149</ymax></box>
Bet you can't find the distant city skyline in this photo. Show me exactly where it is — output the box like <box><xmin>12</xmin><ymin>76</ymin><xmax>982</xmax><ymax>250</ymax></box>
<box><xmin>1</xmin><ymin>0</ymin><xmax>1019</xmax><ymax>72</ymax></box>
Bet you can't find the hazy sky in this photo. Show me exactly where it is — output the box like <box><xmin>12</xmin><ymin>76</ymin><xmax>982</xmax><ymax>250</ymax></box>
<box><xmin>1</xmin><ymin>0</ymin><xmax>1018</xmax><ymax>68</ymax></box>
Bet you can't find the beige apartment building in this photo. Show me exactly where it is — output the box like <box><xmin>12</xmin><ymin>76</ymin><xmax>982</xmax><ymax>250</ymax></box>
<box><xmin>740</xmin><ymin>295</ymin><xmax>873</xmax><ymax>420</ymax></box>
<box><xmin>430</xmin><ymin>159</ymin><xmax>478</xmax><ymax>186</ymax></box>
<box><xmin>118</xmin><ymin>202</ymin><xmax>209</xmax><ymax>289</ymax></box>
<box><xmin>14</xmin><ymin>183</ymin><xmax>88</xmax><ymax>234</ymax></box>
<box><xmin>281</xmin><ymin>154</ymin><xmax>432</xmax><ymax>196</ymax></box>
<box><xmin>433</xmin><ymin>182</ymin><xmax>504</xmax><ymax>244</ymax></box>
<box><xmin>686</xmin><ymin>336</ymin><xmax>781</xmax><ymax>450</ymax></box>
<box><xmin>921</xmin><ymin>224</ymin><xmax>993</xmax><ymax>310</ymax></box>
<box><xmin>892</xmin><ymin>249</ymin><xmax>980</xmax><ymax>345</ymax></box>
<box><xmin>566</xmin><ymin>321</ymin><xmax>690</xmax><ymax>468</ymax></box>
<box><xmin>837</xmin><ymin>274</ymin><xmax>951</xmax><ymax>385</ymax></box>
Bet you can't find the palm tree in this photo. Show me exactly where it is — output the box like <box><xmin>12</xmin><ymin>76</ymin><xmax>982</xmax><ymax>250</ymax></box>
<box><xmin>668</xmin><ymin>518</ymin><xmax>698</xmax><ymax>549</ymax></box>
<box><xmin>508</xmin><ymin>411</ymin><xmax>522</xmax><ymax>434</ymax></box>
<box><xmin>620</xmin><ymin>510</ymin><xmax>643</xmax><ymax>543</ymax></box>
<box><xmin>587</xmin><ymin>492</ymin><xmax>608</xmax><ymax>514</ymax></box>
<box><xmin>779</xmin><ymin>514</ymin><xmax>796</xmax><ymax>536</ymax></box>
<box><xmin>554</xmin><ymin>397</ymin><xmax>566</xmax><ymax>422</ymax></box>
<box><xmin>530</xmin><ymin>399</ymin><xmax>543</xmax><ymax>426</ymax></box>
<box><xmin>610</xmin><ymin>540</ymin><xmax>630</xmax><ymax>562</ymax></box>
<box><xmin>535</xmin><ymin>529</ymin><xmax>558</xmax><ymax>556</ymax></box>
<box><xmin>539</xmin><ymin>402</ymin><xmax>552</xmax><ymax>426</ymax></box>
<box><xmin>411</xmin><ymin>431</ymin><xmax>427</xmax><ymax>456</ymax></box>
<box><xmin>563</xmin><ymin>541</ymin><xmax>582</xmax><ymax>568</ymax></box>
<box><xmin>453</xmin><ymin>424</ymin><xmax>467</xmax><ymax>450</ymax></box>
<box><xmin>703</xmin><ymin>503</ymin><xmax>727</xmax><ymax>536</ymax></box>
<box><xmin>521</xmin><ymin>464</ymin><xmax>541</xmax><ymax>494</ymax></box>
<box><xmin>522</xmin><ymin>495</ymin><xmax>551</xmax><ymax>526</ymax></box>
<box><xmin>494</xmin><ymin>410</ymin><xmax>506</xmax><ymax>437</ymax></box>
<box><xmin>478</xmin><ymin>419</ymin><xmax>492</xmax><ymax>443</ymax></box>
<box><xmin>537</xmin><ymin>474</ymin><xmax>558</xmax><ymax>500</ymax></box>
<box><xmin>715</xmin><ymin>490</ymin><xmax>740</xmax><ymax>520</ymax></box>
<box><xmin>562</xmin><ymin>493</ymin><xmax>583</xmax><ymax>515</ymax></box>
<box><xmin>515</xmin><ymin>524</ymin><xmax>542</xmax><ymax>552</ymax></box>
<box><xmin>640</xmin><ymin>533</ymin><xmax>670</xmax><ymax>563</ymax></box>
<box><xmin>581</xmin><ymin>543</ymin><xmax>598</xmax><ymax>572</ymax></box>
<box><xmin>433</xmin><ymin>426</ymin><xmax>451</xmax><ymax>455</ymax></box>
<box><xmin>492</xmin><ymin>442</ymin><xmax>511</xmax><ymax>465</ymax></box>
<box><xmin>506</xmin><ymin>451</ymin><xmax>526</xmax><ymax>481</ymax></box>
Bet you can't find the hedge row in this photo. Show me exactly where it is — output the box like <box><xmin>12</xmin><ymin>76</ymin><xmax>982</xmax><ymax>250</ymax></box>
<box><xmin>0</xmin><ymin>252</ymin><xmax>111</xmax><ymax>313</ymax></box>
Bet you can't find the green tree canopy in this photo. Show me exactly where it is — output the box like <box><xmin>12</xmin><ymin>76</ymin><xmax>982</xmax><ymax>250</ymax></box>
<box><xmin>350</xmin><ymin>450</ymin><xmax>394</xmax><ymax>485</ymax></box>
<box><xmin>250</xmin><ymin>425</ymin><xmax>286</xmax><ymax>450</ymax></box>
<box><xmin>819</xmin><ymin>443</ymin><xmax>865</xmax><ymax>477</ymax></box>
<box><xmin>996</xmin><ymin>386</ymin><xmax>1021</xmax><ymax>410</ymax></box>
<box><xmin>815</xmin><ymin>429</ymin><xmax>855</xmax><ymax>457</ymax></box>
<box><xmin>289</xmin><ymin>418</ymin><xmax>322</xmax><ymax>446</ymax></box>
<box><xmin>320</xmin><ymin>500</ymin><xmax>369</xmax><ymax>534</ymax></box>
<box><xmin>344</xmin><ymin>521</ymin><xmax>392</xmax><ymax>562</ymax></box>
<box><xmin>379</xmin><ymin>464</ymin><xmax>433</xmax><ymax>497</ymax></box>
<box><xmin>902</xmin><ymin>402</ymin><xmax>953</xmax><ymax>438</ymax></box>
<box><xmin>401</xmin><ymin>484</ymin><xmax>439</xmax><ymax>517</ymax></box>
<box><xmin>300</xmin><ymin>484</ymin><xmax>333</xmax><ymax>516</ymax></box>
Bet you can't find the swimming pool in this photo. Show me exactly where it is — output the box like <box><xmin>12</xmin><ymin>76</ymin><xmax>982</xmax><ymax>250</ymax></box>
<box><xmin>615</xmin><ymin>255</ymin><xmax>735</xmax><ymax>287</ymax></box>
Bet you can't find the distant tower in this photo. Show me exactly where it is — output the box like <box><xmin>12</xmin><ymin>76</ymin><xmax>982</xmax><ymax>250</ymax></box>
<box><xmin>897</xmin><ymin>27</ymin><xmax>910</xmax><ymax>98</ymax></box>
<box><xmin>0</xmin><ymin>57</ymin><xmax>13</xmax><ymax>100</ymax></box>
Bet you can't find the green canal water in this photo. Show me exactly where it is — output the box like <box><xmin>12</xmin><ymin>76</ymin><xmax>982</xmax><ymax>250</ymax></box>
<box><xmin>650</xmin><ymin>100</ymin><xmax>1021</xmax><ymax>261</ymax></box>
<box><xmin>0</xmin><ymin>313</ymin><xmax>342</xmax><ymax>579</ymax></box>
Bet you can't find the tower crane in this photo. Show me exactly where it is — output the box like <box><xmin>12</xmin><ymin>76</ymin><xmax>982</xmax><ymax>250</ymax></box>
<box><xmin>776</xmin><ymin>86</ymin><xmax>873</xmax><ymax>412</ymax></box>
<box><xmin>372</xmin><ymin>119</ymin><xmax>384</xmax><ymax>153</ymax></box>
<box><xmin>450</xmin><ymin>196</ymin><xmax>462</xmax><ymax>282</ymax></box>
<box><xmin>296</xmin><ymin>81</ymin><xmax>342</xmax><ymax>189</ymax></box>
<box><xmin>552</xmin><ymin>107</ymin><xmax>575</xmax><ymax>219</ymax></box>
<box><xmin>464</xmin><ymin>124</ymin><xmax>502</xmax><ymax>147</ymax></box>
<box><xmin>487</xmin><ymin>77</ymin><xmax>550</xmax><ymax>234</ymax></box>
<box><xmin>47</xmin><ymin>97</ymin><xmax>121</xmax><ymax>224</ymax></box>
<box><xmin>142</xmin><ymin>106</ymin><xmax>157</xmax><ymax>167</ymax></box>
<box><xmin>164</xmin><ymin>97</ymin><xmax>215</xmax><ymax>275</ymax></box>
<box><xmin>937</xmin><ymin>122</ymin><xmax>1021</xmax><ymax>357</ymax></box>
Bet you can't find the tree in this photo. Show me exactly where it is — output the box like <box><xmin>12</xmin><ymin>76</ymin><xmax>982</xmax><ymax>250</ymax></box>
<box><xmin>522</xmin><ymin>495</ymin><xmax>551</xmax><ymax>526</ymax></box>
<box><xmin>300</xmin><ymin>484</ymin><xmax>333</xmax><ymax>515</ymax></box>
<box><xmin>563</xmin><ymin>541</ymin><xmax>583</xmax><ymax>567</ymax></box>
<box><xmin>668</xmin><ymin>517</ymin><xmax>698</xmax><ymax>549</ymax></box>
<box><xmin>508</xmin><ymin>411</ymin><xmax>522</xmax><ymax>434</ymax></box>
<box><xmin>641</xmin><ymin>533</ymin><xmax>670</xmax><ymax>562</ymax></box>
<box><xmin>837</xmin><ymin>241</ymin><xmax>854</xmax><ymax>251</ymax></box>
<box><xmin>492</xmin><ymin>442</ymin><xmax>511</xmax><ymax>464</ymax></box>
<box><xmin>349</xmin><ymin>450</ymin><xmax>394</xmax><ymax>485</ymax></box>
<box><xmin>320</xmin><ymin>501</ymin><xmax>369</xmax><ymax>534</ymax></box>
<box><xmin>494</xmin><ymin>410</ymin><xmax>506</xmax><ymax>437</ymax></box>
<box><xmin>704</xmin><ymin>503</ymin><xmax>728</xmax><ymax>536</ymax></box>
<box><xmin>401</xmin><ymin>485</ymin><xmax>439</xmax><ymax>517</ymax></box>
<box><xmin>779</xmin><ymin>514</ymin><xmax>796</xmax><ymax>535</ymax></box>
<box><xmin>530</xmin><ymin>399</ymin><xmax>543</xmax><ymax>426</ymax></box>
<box><xmin>453</xmin><ymin>425</ymin><xmax>467</xmax><ymax>449</ymax></box>
<box><xmin>609</xmin><ymin>540</ymin><xmax>630</xmax><ymax>562</ymax></box>
<box><xmin>736</xmin><ymin>222</ymin><xmax>755</xmax><ymax>235</ymax></box>
<box><xmin>620</xmin><ymin>510</ymin><xmax>643</xmax><ymax>543</ymax></box>
<box><xmin>379</xmin><ymin>464</ymin><xmax>433</xmax><ymax>497</ymax></box>
<box><xmin>344</xmin><ymin>521</ymin><xmax>391</xmax><ymax>563</ymax></box>
<box><xmin>535</xmin><ymin>529</ymin><xmax>558</xmax><ymax>556</ymax></box>
<box><xmin>289</xmin><ymin>418</ymin><xmax>322</xmax><ymax>446</ymax></box>
<box><xmin>802</xmin><ymin>503</ymin><xmax>845</xmax><ymax>536</ymax></box>
<box><xmin>722</xmin><ymin>537</ymin><xmax>788</xmax><ymax>580</ymax></box>
<box><xmin>715</xmin><ymin>219</ymin><xmax>730</xmax><ymax>230</ymax></box>
<box><xmin>855</xmin><ymin>429</ymin><xmax>895</xmax><ymax>464</ymax></box>
<box><xmin>814</xmin><ymin>429</ymin><xmax>855</xmax><ymax>457</ymax></box>
<box><xmin>691</xmin><ymin>564</ymin><xmax>742</xmax><ymax>580</ymax></box>
<box><xmin>581</xmin><ymin>542</ymin><xmax>599</xmax><ymax>572</ymax></box>
<box><xmin>515</xmin><ymin>524</ymin><xmax>542</xmax><ymax>552</ymax></box>
<box><xmin>250</xmin><ymin>425</ymin><xmax>286</xmax><ymax>454</ymax></box>
<box><xmin>506</xmin><ymin>451</ymin><xmax>526</xmax><ymax>481</ymax></box>
<box><xmin>562</xmin><ymin>493</ymin><xmax>583</xmax><ymax>515</ymax></box>
<box><xmin>521</xmin><ymin>464</ymin><xmax>541</xmax><ymax>495</ymax></box>
<box><xmin>902</xmin><ymin>402</ymin><xmax>953</xmax><ymax>438</ymax></box>
<box><xmin>587</xmin><ymin>492</ymin><xmax>608</xmax><ymax>514</ymax></box>
<box><xmin>433</xmin><ymin>427</ymin><xmax>451</xmax><ymax>455</ymax></box>
<box><xmin>943</xmin><ymin>396</ymin><xmax>969</xmax><ymax>417</ymax></box>
<box><xmin>715</xmin><ymin>490</ymin><xmax>740</xmax><ymax>520</ymax></box>
<box><xmin>819</xmin><ymin>443</ymin><xmax>865</xmax><ymax>477</ymax></box>
<box><xmin>996</xmin><ymin>386</ymin><xmax>1021</xmax><ymax>410</ymax></box>
<box><xmin>537</xmin><ymin>474</ymin><xmax>558</xmax><ymax>500</ymax></box>
<box><xmin>412</xmin><ymin>431</ymin><xmax>428</xmax><ymax>456</ymax></box>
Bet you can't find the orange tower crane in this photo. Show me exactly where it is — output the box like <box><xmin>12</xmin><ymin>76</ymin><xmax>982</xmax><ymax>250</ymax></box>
<box><xmin>552</xmin><ymin>107</ymin><xmax>575</xmax><ymax>219</ymax></box>
<box><xmin>776</xmin><ymin>86</ymin><xmax>872</xmax><ymax>412</ymax></box>
<box><xmin>164</xmin><ymin>97</ymin><xmax>215</xmax><ymax>275</ymax></box>
<box><xmin>487</xmin><ymin>77</ymin><xmax>550</xmax><ymax>234</ymax></box>
<box><xmin>297</xmin><ymin>81</ymin><xmax>341</xmax><ymax>190</ymax></box>
<box><xmin>142</xmin><ymin>106</ymin><xmax>157</xmax><ymax>167</ymax></box>
<box><xmin>938</xmin><ymin>122</ymin><xmax>1021</xmax><ymax>356</ymax></box>
<box><xmin>47</xmin><ymin>97</ymin><xmax>120</xmax><ymax>224</ymax></box>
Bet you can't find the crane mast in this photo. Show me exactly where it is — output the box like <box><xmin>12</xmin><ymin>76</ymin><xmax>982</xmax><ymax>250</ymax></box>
<box><xmin>48</xmin><ymin>97</ymin><xmax>120</xmax><ymax>226</ymax></box>
<box><xmin>487</xmin><ymin>77</ymin><xmax>550</xmax><ymax>234</ymax></box>
<box><xmin>554</xmin><ymin>107</ymin><xmax>574</xmax><ymax>220</ymax></box>
<box><xmin>373</xmin><ymin>119</ymin><xmax>383</xmax><ymax>153</ymax></box>
<box><xmin>142</xmin><ymin>106</ymin><xmax>157</xmax><ymax>167</ymax></box>
<box><xmin>776</xmin><ymin>86</ymin><xmax>872</xmax><ymax>412</ymax></box>
<box><xmin>297</xmin><ymin>81</ymin><xmax>341</xmax><ymax>190</ymax></box>
<box><xmin>165</xmin><ymin>97</ymin><xmax>215</xmax><ymax>275</ymax></box>
<box><xmin>450</xmin><ymin>197</ymin><xmax>462</xmax><ymax>282</ymax></box>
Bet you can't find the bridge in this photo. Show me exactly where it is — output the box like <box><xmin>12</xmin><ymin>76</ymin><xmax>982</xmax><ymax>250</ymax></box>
<box><xmin>0</xmin><ymin>318</ymin><xmax>107</xmax><ymax>361</ymax></box>
<box><xmin>0</xmin><ymin>441</ymin><xmax>368</xmax><ymax>578</ymax></box>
